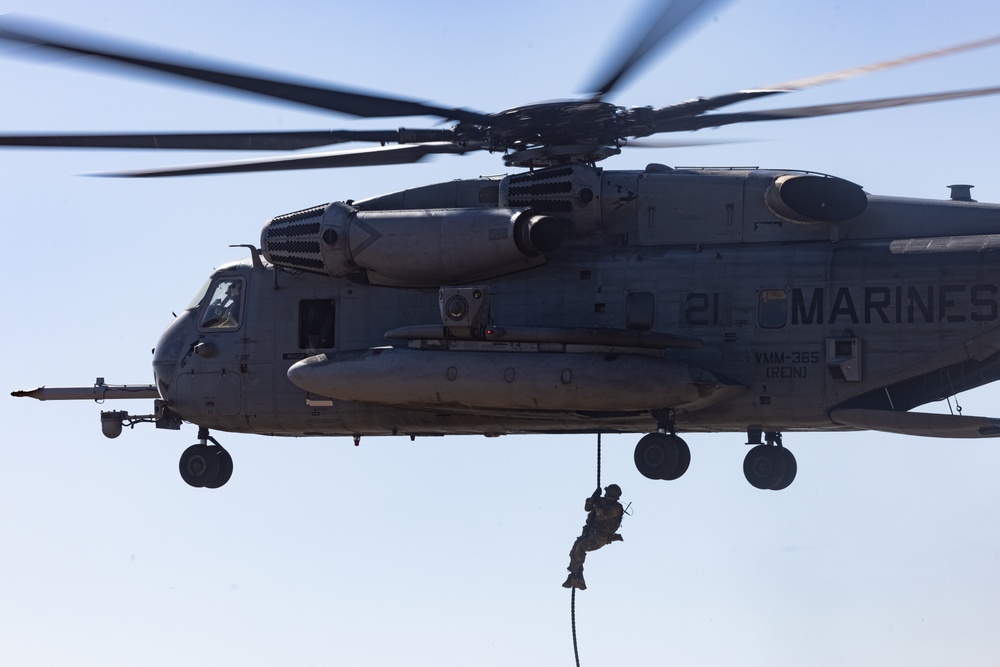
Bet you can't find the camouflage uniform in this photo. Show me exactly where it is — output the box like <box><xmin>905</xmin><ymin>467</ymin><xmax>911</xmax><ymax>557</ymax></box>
<box><xmin>563</xmin><ymin>484</ymin><xmax>624</xmax><ymax>590</ymax></box>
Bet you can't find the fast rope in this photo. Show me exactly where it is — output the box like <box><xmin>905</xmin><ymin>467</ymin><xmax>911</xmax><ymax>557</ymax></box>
<box><xmin>570</xmin><ymin>433</ymin><xmax>603</xmax><ymax>667</ymax></box>
<box><xmin>596</xmin><ymin>432</ymin><xmax>602</xmax><ymax>489</ymax></box>
<box><xmin>571</xmin><ymin>587</ymin><xmax>580</xmax><ymax>667</ymax></box>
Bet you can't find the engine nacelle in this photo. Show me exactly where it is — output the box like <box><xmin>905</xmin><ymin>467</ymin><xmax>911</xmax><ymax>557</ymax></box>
<box><xmin>764</xmin><ymin>173</ymin><xmax>868</xmax><ymax>224</ymax></box>
<box><xmin>261</xmin><ymin>202</ymin><xmax>563</xmax><ymax>286</ymax></box>
<box><xmin>500</xmin><ymin>162</ymin><xmax>603</xmax><ymax>235</ymax></box>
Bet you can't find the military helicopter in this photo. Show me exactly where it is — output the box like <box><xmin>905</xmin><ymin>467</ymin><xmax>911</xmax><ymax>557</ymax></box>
<box><xmin>5</xmin><ymin>1</ymin><xmax>1000</xmax><ymax>492</ymax></box>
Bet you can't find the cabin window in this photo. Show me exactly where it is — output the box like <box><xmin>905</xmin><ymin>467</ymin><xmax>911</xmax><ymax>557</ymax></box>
<box><xmin>626</xmin><ymin>292</ymin><xmax>655</xmax><ymax>331</ymax></box>
<box><xmin>199</xmin><ymin>278</ymin><xmax>245</xmax><ymax>330</ymax></box>
<box><xmin>758</xmin><ymin>289</ymin><xmax>788</xmax><ymax>329</ymax></box>
<box><xmin>299</xmin><ymin>299</ymin><xmax>336</xmax><ymax>349</ymax></box>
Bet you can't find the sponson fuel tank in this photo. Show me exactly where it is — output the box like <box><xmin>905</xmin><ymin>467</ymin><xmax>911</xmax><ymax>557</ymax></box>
<box><xmin>286</xmin><ymin>347</ymin><xmax>744</xmax><ymax>412</ymax></box>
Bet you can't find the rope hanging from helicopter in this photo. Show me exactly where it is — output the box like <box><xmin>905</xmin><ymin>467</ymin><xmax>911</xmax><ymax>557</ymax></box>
<box><xmin>569</xmin><ymin>433</ymin><xmax>601</xmax><ymax>667</ymax></box>
<box><xmin>567</xmin><ymin>432</ymin><xmax>633</xmax><ymax>666</ymax></box>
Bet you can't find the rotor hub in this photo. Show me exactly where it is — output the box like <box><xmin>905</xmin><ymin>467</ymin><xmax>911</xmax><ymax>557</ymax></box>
<box><xmin>503</xmin><ymin>144</ymin><xmax>621</xmax><ymax>168</ymax></box>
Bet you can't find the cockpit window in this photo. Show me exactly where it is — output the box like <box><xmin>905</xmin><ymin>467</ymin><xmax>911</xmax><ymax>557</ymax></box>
<box><xmin>199</xmin><ymin>278</ymin><xmax>245</xmax><ymax>329</ymax></box>
<box><xmin>186</xmin><ymin>279</ymin><xmax>212</xmax><ymax>311</ymax></box>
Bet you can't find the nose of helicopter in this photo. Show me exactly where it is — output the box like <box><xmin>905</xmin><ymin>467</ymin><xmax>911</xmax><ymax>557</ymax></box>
<box><xmin>152</xmin><ymin>310</ymin><xmax>197</xmax><ymax>400</ymax></box>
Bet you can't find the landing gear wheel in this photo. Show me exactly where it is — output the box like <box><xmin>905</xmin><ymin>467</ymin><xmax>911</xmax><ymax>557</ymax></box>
<box><xmin>663</xmin><ymin>435</ymin><xmax>691</xmax><ymax>480</ymax></box>
<box><xmin>634</xmin><ymin>432</ymin><xmax>691</xmax><ymax>481</ymax></box>
<box><xmin>743</xmin><ymin>445</ymin><xmax>788</xmax><ymax>490</ymax></box>
<box><xmin>771</xmin><ymin>448</ymin><xmax>797</xmax><ymax>491</ymax></box>
<box><xmin>205</xmin><ymin>447</ymin><xmax>234</xmax><ymax>489</ymax></box>
<box><xmin>179</xmin><ymin>443</ymin><xmax>221</xmax><ymax>488</ymax></box>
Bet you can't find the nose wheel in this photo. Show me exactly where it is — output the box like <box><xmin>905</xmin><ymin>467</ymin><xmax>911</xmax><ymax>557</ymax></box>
<box><xmin>179</xmin><ymin>428</ymin><xmax>234</xmax><ymax>488</ymax></box>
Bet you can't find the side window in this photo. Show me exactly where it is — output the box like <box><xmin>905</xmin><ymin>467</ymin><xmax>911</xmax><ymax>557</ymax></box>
<box><xmin>299</xmin><ymin>299</ymin><xmax>336</xmax><ymax>349</ymax></box>
<box><xmin>626</xmin><ymin>292</ymin><xmax>655</xmax><ymax>331</ymax></box>
<box><xmin>199</xmin><ymin>278</ymin><xmax>245</xmax><ymax>330</ymax></box>
<box><xmin>758</xmin><ymin>289</ymin><xmax>788</xmax><ymax>329</ymax></box>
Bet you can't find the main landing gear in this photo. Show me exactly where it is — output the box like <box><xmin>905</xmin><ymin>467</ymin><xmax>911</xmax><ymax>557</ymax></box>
<box><xmin>179</xmin><ymin>427</ymin><xmax>233</xmax><ymax>489</ymax></box>
<box><xmin>743</xmin><ymin>431</ymin><xmax>796</xmax><ymax>490</ymax></box>
<box><xmin>634</xmin><ymin>432</ymin><xmax>691</xmax><ymax>481</ymax></box>
<box><xmin>632</xmin><ymin>428</ymin><xmax>798</xmax><ymax>490</ymax></box>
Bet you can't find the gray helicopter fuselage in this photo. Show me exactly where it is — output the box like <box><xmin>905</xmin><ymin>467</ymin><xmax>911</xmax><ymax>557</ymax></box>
<box><xmin>152</xmin><ymin>163</ymin><xmax>1000</xmax><ymax>440</ymax></box>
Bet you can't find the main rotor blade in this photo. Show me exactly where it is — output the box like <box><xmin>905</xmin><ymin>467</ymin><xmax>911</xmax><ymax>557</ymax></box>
<box><xmin>95</xmin><ymin>143</ymin><xmax>473</xmax><ymax>178</ymax></box>
<box><xmin>650</xmin><ymin>33</ymin><xmax>1000</xmax><ymax>120</ymax></box>
<box><xmin>655</xmin><ymin>86</ymin><xmax>1000</xmax><ymax>132</ymax></box>
<box><xmin>763</xmin><ymin>34</ymin><xmax>1000</xmax><ymax>93</ymax></box>
<box><xmin>0</xmin><ymin>15</ymin><xmax>489</xmax><ymax>123</ymax></box>
<box><xmin>626</xmin><ymin>136</ymin><xmax>755</xmax><ymax>148</ymax></box>
<box><xmin>0</xmin><ymin>129</ymin><xmax>410</xmax><ymax>151</ymax></box>
<box><xmin>586</xmin><ymin>0</ymin><xmax>731</xmax><ymax>99</ymax></box>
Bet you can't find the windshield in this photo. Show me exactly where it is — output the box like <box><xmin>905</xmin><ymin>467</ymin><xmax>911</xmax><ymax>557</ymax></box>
<box><xmin>186</xmin><ymin>278</ymin><xmax>212</xmax><ymax>311</ymax></box>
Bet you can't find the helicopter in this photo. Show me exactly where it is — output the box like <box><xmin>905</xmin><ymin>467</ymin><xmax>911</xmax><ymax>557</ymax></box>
<box><xmin>5</xmin><ymin>1</ymin><xmax>1000</xmax><ymax>492</ymax></box>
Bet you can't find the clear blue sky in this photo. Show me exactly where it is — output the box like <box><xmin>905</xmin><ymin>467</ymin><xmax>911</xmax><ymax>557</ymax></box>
<box><xmin>2</xmin><ymin>1</ymin><xmax>1000</xmax><ymax>665</ymax></box>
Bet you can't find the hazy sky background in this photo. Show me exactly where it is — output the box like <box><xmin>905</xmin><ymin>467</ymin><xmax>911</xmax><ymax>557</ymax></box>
<box><xmin>2</xmin><ymin>1</ymin><xmax>1000</xmax><ymax>665</ymax></box>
